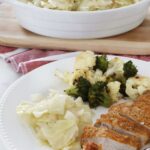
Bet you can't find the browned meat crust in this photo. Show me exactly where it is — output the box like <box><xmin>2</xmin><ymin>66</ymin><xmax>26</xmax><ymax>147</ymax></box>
<box><xmin>83</xmin><ymin>142</ymin><xmax>102</xmax><ymax>150</ymax></box>
<box><xmin>81</xmin><ymin>126</ymin><xmax>141</xmax><ymax>149</ymax></box>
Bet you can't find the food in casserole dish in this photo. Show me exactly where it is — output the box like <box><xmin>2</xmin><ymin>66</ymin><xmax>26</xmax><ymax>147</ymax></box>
<box><xmin>18</xmin><ymin>0</ymin><xmax>141</xmax><ymax>11</ymax></box>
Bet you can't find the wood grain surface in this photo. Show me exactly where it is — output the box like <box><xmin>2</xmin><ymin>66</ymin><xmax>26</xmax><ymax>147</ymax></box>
<box><xmin>0</xmin><ymin>3</ymin><xmax>150</xmax><ymax>55</ymax></box>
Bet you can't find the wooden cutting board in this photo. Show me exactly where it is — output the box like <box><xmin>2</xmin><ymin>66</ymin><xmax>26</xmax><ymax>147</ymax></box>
<box><xmin>0</xmin><ymin>3</ymin><xmax>150</xmax><ymax>55</ymax></box>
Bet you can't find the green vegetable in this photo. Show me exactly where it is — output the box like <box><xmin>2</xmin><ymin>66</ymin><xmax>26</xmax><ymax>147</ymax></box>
<box><xmin>117</xmin><ymin>76</ymin><xmax>127</xmax><ymax>96</ymax></box>
<box><xmin>65</xmin><ymin>80</ymin><xmax>112</xmax><ymax>108</ymax></box>
<box><xmin>65</xmin><ymin>86</ymin><xmax>79</xmax><ymax>98</ymax></box>
<box><xmin>123</xmin><ymin>61</ymin><xmax>138</xmax><ymax>78</ymax></box>
<box><xmin>94</xmin><ymin>55</ymin><xmax>109</xmax><ymax>73</ymax></box>
<box><xmin>65</xmin><ymin>77</ymin><xmax>91</xmax><ymax>102</ymax></box>
<box><xmin>88</xmin><ymin>81</ymin><xmax>112</xmax><ymax>108</ymax></box>
<box><xmin>119</xmin><ymin>60</ymin><xmax>138</xmax><ymax>96</ymax></box>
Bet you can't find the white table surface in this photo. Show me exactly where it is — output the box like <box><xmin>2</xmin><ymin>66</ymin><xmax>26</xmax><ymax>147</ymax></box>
<box><xmin>0</xmin><ymin>58</ymin><xmax>20</xmax><ymax>150</ymax></box>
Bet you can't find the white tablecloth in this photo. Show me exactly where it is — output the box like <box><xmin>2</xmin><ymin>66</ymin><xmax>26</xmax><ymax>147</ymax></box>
<box><xmin>0</xmin><ymin>59</ymin><xmax>20</xmax><ymax>150</ymax></box>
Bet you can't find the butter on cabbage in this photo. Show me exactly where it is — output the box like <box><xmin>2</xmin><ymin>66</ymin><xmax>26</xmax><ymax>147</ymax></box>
<box><xmin>16</xmin><ymin>90</ymin><xmax>92</xmax><ymax>150</ymax></box>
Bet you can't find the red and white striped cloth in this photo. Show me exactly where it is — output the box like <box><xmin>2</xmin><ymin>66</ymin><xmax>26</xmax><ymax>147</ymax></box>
<box><xmin>5</xmin><ymin>49</ymin><xmax>67</xmax><ymax>73</ymax></box>
<box><xmin>0</xmin><ymin>46</ymin><xmax>79</xmax><ymax>74</ymax></box>
<box><xmin>0</xmin><ymin>45</ymin><xmax>150</xmax><ymax>74</ymax></box>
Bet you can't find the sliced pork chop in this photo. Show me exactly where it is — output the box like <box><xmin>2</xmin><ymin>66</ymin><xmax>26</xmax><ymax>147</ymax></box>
<box><xmin>108</xmin><ymin>101</ymin><xmax>133</xmax><ymax>114</ymax></box>
<box><xmin>125</xmin><ymin>104</ymin><xmax>150</xmax><ymax>130</ymax></box>
<box><xmin>129</xmin><ymin>91</ymin><xmax>150</xmax><ymax>130</ymax></box>
<box><xmin>81</xmin><ymin>126</ymin><xmax>141</xmax><ymax>150</ymax></box>
<box><xmin>109</xmin><ymin>93</ymin><xmax>150</xmax><ymax>130</ymax></box>
<box><xmin>83</xmin><ymin>142</ymin><xmax>102</xmax><ymax>150</ymax></box>
<box><xmin>109</xmin><ymin>91</ymin><xmax>150</xmax><ymax>115</ymax></box>
<box><xmin>95</xmin><ymin>113</ymin><xmax>150</xmax><ymax>146</ymax></box>
<box><xmin>135</xmin><ymin>91</ymin><xmax>150</xmax><ymax>104</ymax></box>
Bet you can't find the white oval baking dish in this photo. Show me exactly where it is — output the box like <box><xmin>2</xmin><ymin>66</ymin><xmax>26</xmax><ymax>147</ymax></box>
<box><xmin>9</xmin><ymin>0</ymin><xmax>150</xmax><ymax>39</ymax></box>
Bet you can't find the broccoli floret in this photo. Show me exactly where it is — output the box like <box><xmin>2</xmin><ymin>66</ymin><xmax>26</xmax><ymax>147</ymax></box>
<box><xmin>66</xmin><ymin>79</ymin><xmax>112</xmax><ymax>108</ymax></box>
<box><xmin>117</xmin><ymin>76</ymin><xmax>127</xmax><ymax>96</ymax></box>
<box><xmin>124</xmin><ymin>61</ymin><xmax>138</xmax><ymax>78</ymax></box>
<box><xmin>65</xmin><ymin>77</ymin><xmax>91</xmax><ymax>102</ymax></box>
<box><xmin>99</xmin><ymin>90</ymin><xmax>113</xmax><ymax>107</ymax></box>
<box><xmin>75</xmin><ymin>77</ymin><xmax>91</xmax><ymax>102</ymax></box>
<box><xmin>88</xmin><ymin>81</ymin><xmax>112</xmax><ymax>108</ymax></box>
<box><xmin>119</xmin><ymin>61</ymin><xmax>138</xmax><ymax>95</ymax></box>
<box><xmin>65</xmin><ymin>86</ymin><xmax>79</xmax><ymax>98</ymax></box>
<box><xmin>94</xmin><ymin>55</ymin><xmax>109</xmax><ymax>73</ymax></box>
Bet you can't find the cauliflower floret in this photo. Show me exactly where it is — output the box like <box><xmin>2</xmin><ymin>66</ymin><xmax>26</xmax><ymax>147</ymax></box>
<box><xmin>74</xmin><ymin>51</ymin><xmax>96</xmax><ymax>70</ymax></box>
<box><xmin>126</xmin><ymin>76</ymin><xmax>150</xmax><ymax>99</ymax></box>
<box><xmin>71</xmin><ymin>69</ymin><xmax>87</xmax><ymax>84</ymax></box>
<box><xmin>87</xmin><ymin>69</ymin><xmax>106</xmax><ymax>84</ymax></box>
<box><xmin>105</xmin><ymin>57</ymin><xmax>124</xmax><ymax>78</ymax></box>
<box><xmin>71</xmin><ymin>69</ymin><xmax>106</xmax><ymax>84</ymax></box>
<box><xmin>107</xmin><ymin>81</ymin><xmax>121</xmax><ymax>101</ymax></box>
<box><xmin>55</xmin><ymin>70</ymin><xmax>73</xmax><ymax>85</ymax></box>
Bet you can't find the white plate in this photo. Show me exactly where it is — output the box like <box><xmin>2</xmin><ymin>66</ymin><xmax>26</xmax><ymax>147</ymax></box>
<box><xmin>0</xmin><ymin>56</ymin><xmax>150</xmax><ymax>150</ymax></box>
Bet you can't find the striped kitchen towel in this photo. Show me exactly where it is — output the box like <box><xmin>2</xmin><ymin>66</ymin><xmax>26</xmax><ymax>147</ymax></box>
<box><xmin>0</xmin><ymin>46</ymin><xmax>78</xmax><ymax>74</ymax></box>
<box><xmin>0</xmin><ymin>46</ymin><xmax>150</xmax><ymax>74</ymax></box>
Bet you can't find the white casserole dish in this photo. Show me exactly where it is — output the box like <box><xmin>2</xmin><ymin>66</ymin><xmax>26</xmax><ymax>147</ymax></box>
<box><xmin>9</xmin><ymin>0</ymin><xmax>150</xmax><ymax>39</ymax></box>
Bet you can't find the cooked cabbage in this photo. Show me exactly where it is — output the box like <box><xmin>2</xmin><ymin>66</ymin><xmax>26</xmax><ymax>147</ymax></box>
<box><xmin>19</xmin><ymin>0</ymin><xmax>140</xmax><ymax>11</ymax></box>
<box><xmin>39</xmin><ymin>120</ymin><xmax>78</xmax><ymax>150</ymax></box>
<box><xmin>16</xmin><ymin>90</ymin><xmax>92</xmax><ymax>150</ymax></box>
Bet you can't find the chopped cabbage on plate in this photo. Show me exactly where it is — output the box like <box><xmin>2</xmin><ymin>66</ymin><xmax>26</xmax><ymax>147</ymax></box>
<box><xmin>16</xmin><ymin>90</ymin><xmax>93</xmax><ymax>150</ymax></box>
